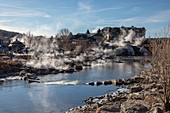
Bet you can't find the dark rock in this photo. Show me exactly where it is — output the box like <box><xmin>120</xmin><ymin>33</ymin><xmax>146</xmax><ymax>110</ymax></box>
<box><xmin>36</xmin><ymin>69</ymin><xmax>48</xmax><ymax>75</ymax></box>
<box><xmin>123</xmin><ymin>79</ymin><xmax>133</xmax><ymax>85</ymax></box>
<box><xmin>26</xmin><ymin>73</ymin><xmax>37</xmax><ymax>79</ymax></box>
<box><xmin>88</xmin><ymin>82</ymin><xmax>95</xmax><ymax>86</ymax></box>
<box><xmin>115</xmin><ymin>46</ymin><xmax>135</xmax><ymax>56</ymax></box>
<box><xmin>112</xmin><ymin>79</ymin><xmax>124</xmax><ymax>86</ymax></box>
<box><xmin>48</xmin><ymin>68</ymin><xmax>56</xmax><ymax>73</ymax></box>
<box><xmin>65</xmin><ymin>68</ymin><xmax>75</xmax><ymax>73</ymax></box>
<box><xmin>131</xmin><ymin>86</ymin><xmax>143</xmax><ymax>93</ymax></box>
<box><xmin>74</xmin><ymin>65</ymin><xmax>83</xmax><ymax>71</ymax></box>
<box><xmin>103</xmin><ymin>80</ymin><xmax>112</xmax><ymax>85</ymax></box>
<box><xmin>19</xmin><ymin>70</ymin><xmax>26</xmax><ymax>76</ymax></box>
<box><xmin>27</xmin><ymin>79</ymin><xmax>40</xmax><ymax>83</ymax></box>
<box><xmin>95</xmin><ymin>81</ymin><xmax>103</xmax><ymax>86</ymax></box>
<box><xmin>21</xmin><ymin>73</ymin><xmax>39</xmax><ymax>81</ymax></box>
<box><xmin>133</xmin><ymin>76</ymin><xmax>144</xmax><ymax>83</ymax></box>
<box><xmin>0</xmin><ymin>79</ymin><xmax>5</xmax><ymax>82</ymax></box>
<box><xmin>59</xmin><ymin>70</ymin><xmax>65</xmax><ymax>73</ymax></box>
<box><xmin>51</xmin><ymin>70</ymin><xmax>59</xmax><ymax>74</ymax></box>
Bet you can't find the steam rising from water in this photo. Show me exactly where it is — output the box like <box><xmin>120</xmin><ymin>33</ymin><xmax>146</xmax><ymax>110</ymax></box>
<box><xmin>12</xmin><ymin>27</ymin><xmax>146</xmax><ymax>69</ymax></box>
<box><xmin>112</xmin><ymin>28</ymin><xmax>145</xmax><ymax>47</ymax></box>
<box><xmin>12</xmin><ymin>34</ymin><xmax>59</xmax><ymax>53</ymax></box>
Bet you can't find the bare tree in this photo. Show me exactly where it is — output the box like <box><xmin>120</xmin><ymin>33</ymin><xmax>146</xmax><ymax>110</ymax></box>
<box><xmin>56</xmin><ymin>28</ymin><xmax>70</xmax><ymax>38</ymax></box>
<box><xmin>149</xmin><ymin>25</ymin><xmax>170</xmax><ymax>111</ymax></box>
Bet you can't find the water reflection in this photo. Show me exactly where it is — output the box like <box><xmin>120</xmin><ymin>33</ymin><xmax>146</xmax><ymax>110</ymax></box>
<box><xmin>0</xmin><ymin>62</ymin><xmax>145</xmax><ymax>113</ymax></box>
<box><xmin>40</xmin><ymin>62</ymin><xmax>144</xmax><ymax>85</ymax></box>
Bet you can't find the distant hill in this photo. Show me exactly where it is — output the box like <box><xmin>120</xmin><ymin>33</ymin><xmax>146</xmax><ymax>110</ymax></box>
<box><xmin>0</xmin><ymin>29</ymin><xmax>21</xmax><ymax>38</ymax></box>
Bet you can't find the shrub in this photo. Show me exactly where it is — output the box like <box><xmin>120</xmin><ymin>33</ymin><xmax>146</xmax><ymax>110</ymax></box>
<box><xmin>149</xmin><ymin>25</ymin><xmax>170</xmax><ymax>111</ymax></box>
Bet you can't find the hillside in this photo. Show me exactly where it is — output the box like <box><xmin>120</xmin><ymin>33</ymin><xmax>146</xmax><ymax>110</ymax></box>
<box><xmin>0</xmin><ymin>29</ymin><xmax>21</xmax><ymax>38</ymax></box>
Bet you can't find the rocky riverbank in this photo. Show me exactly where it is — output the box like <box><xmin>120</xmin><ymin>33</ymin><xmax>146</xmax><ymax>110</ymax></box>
<box><xmin>67</xmin><ymin>68</ymin><xmax>169</xmax><ymax>113</ymax></box>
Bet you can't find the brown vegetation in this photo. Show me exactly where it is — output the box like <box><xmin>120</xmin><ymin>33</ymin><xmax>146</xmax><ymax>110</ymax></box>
<box><xmin>148</xmin><ymin>25</ymin><xmax>170</xmax><ymax>111</ymax></box>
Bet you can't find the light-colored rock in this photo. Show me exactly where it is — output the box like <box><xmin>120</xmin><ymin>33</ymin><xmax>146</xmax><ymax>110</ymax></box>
<box><xmin>121</xmin><ymin>100</ymin><xmax>151</xmax><ymax>113</ymax></box>
<box><xmin>147</xmin><ymin>107</ymin><xmax>164</xmax><ymax>113</ymax></box>
<box><xmin>96</xmin><ymin>102</ymin><xmax>121</xmax><ymax>113</ymax></box>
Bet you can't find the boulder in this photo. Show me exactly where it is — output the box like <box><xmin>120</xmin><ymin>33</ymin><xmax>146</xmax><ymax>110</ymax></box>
<box><xmin>19</xmin><ymin>70</ymin><xmax>26</xmax><ymax>76</ymax></box>
<box><xmin>96</xmin><ymin>102</ymin><xmax>121</xmax><ymax>113</ymax></box>
<box><xmin>115</xmin><ymin>46</ymin><xmax>135</xmax><ymax>56</ymax></box>
<box><xmin>21</xmin><ymin>73</ymin><xmax>38</xmax><ymax>81</ymax></box>
<box><xmin>132</xmin><ymin>76</ymin><xmax>144</xmax><ymax>83</ymax></box>
<box><xmin>95</xmin><ymin>81</ymin><xmax>103</xmax><ymax>86</ymax></box>
<box><xmin>27</xmin><ymin>79</ymin><xmax>40</xmax><ymax>83</ymax></box>
<box><xmin>74</xmin><ymin>65</ymin><xmax>83</xmax><ymax>71</ymax></box>
<box><xmin>112</xmin><ymin>79</ymin><xmax>124</xmax><ymax>86</ymax></box>
<box><xmin>103</xmin><ymin>80</ymin><xmax>112</xmax><ymax>85</ymax></box>
<box><xmin>121</xmin><ymin>100</ymin><xmax>151</xmax><ymax>113</ymax></box>
<box><xmin>131</xmin><ymin>86</ymin><xmax>143</xmax><ymax>93</ymax></box>
<box><xmin>65</xmin><ymin>68</ymin><xmax>75</xmax><ymax>73</ymax></box>
<box><xmin>128</xmin><ymin>93</ymin><xmax>144</xmax><ymax>100</ymax></box>
<box><xmin>88</xmin><ymin>82</ymin><xmax>95</xmax><ymax>86</ymax></box>
<box><xmin>123</xmin><ymin>78</ymin><xmax>134</xmax><ymax>85</ymax></box>
<box><xmin>36</xmin><ymin>69</ymin><xmax>48</xmax><ymax>75</ymax></box>
<box><xmin>0</xmin><ymin>79</ymin><xmax>5</xmax><ymax>82</ymax></box>
<box><xmin>51</xmin><ymin>70</ymin><xmax>59</xmax><ymax>74</ymax></box>
<box><xmin>148</xmin><ymin>107</ymin><xmax>164</xmax><ymax>113</ymax></box>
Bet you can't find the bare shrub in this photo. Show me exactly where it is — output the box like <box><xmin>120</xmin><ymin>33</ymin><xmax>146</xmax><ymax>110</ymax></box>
<box><xmin>149</xmin><ymin>25</ymin><xmax>170</xmax><ymax>111</ymax></box>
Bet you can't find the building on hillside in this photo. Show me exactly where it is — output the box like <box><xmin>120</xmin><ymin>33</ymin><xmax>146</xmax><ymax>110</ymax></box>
<box><xmin>9</xmin><ymin>39</ymin><xmax>25</xmax><ymax>53</ymax></box>
<box><xmin>70</xmin><ymin>33</ymin><xmax>89</xmax><ymax>44</ymax></box>
<box><xmin>0</xmin><ymin>36</ymin><xmax>11</xmax><ymax>53</ymax></box>
<box><xmin>100</xmin><ymin>26</ymin><xmax>146</xmax><ymax>41</ymax></box>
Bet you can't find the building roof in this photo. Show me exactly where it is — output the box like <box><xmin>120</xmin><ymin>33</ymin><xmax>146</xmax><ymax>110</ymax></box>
<box><xmin>71</xmin><ymin>33</ymin><xmax>88</xmax><ymax>40</ymax></box>
<box><xmin>71</xmin><ymin>39</ymin><xmax>89</xmax><ymax>41</ymax></box>
<box><xmin>11</xmin><ymin>39</ymin><xmax>24</xmax><ymax>46</ymax></box>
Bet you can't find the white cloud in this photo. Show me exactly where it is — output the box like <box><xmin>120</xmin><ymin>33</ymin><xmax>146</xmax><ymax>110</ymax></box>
<box><xmin>90</xmin><ymin>7</ymin><xmax>122</xmax><ymax>13</ymax></box>
<box><xmin>0</xmin><ymin>24</ymin><xmax>29</xmax><ymax>33</ymax></box>
<box><xmin>92</xmin><ymin>26</ymin><xmax>104</xmax><ymax>33</ymax></box>
<box><xmin>31</xmin><ymin>25</ymin><xmax>55</xmax><ymax>36</ymax></box>
<box><xmin>0</xmin><ymin>4</ymin><xmax>26</xmax><ymax>9</ymax></box>
<box><xmin>146</xmin><ymin>10</ymin><xmax>170</xmax><ymax>23</ymax></box>
<box><xmin>56</xmin><ymin>22</ymin><xmax>63</xmax><ymax>32</ymax></box>
<box><xmin>0</xmin><ymin>3</ymin><xmax>51</xmax><ymax>18</ymax></box>
<box><xmin>78</xmin><ymin>2</ymin><xmax>91</xmax><ymax>12</ymax></box>
<box><xmin>78</xmin><ymin>2</ymin><xmax>121</xmax><ymax>14</ymax></box>
<box><xmin>0</xmin><ymin>19</ymin><xmax>13</xmax><ymax>23</ymax></box>
<box><xmin>95</xmin><ymin>17</ymin><xmax>139</xmax><ymax>25</ymax></box>
<box><xmin>0</xmin><ymin>10</ymin><xmax>51</xmax><ymax>18</ymax></box>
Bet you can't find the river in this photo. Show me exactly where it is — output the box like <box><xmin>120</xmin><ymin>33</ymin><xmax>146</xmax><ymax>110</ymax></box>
<box><xmin>0</xmin><ymin>61</ymin><xmax>145</xmax><ymax>113</ymax></box>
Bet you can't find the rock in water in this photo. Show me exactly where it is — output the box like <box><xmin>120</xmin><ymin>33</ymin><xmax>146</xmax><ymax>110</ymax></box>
<box><xmin>95</xmin><ymin>81</ymin><xmax>103</xmax><ymax>86</ymax></box>
<box><xmin>74</xmin><ymin>65</ymin><xmax>83</xmax><ymax>71</ymax></box>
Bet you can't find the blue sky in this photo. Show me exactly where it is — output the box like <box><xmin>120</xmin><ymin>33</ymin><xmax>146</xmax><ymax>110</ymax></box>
<box><xmin>0</xmin><ymin>0</ymin><xmax>170</xmax><ymax>37</ymax></box>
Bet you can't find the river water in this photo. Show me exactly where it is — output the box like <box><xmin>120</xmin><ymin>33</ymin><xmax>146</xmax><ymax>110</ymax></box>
<box><xmin>0</xmin><ymin>62</ymin><xmax>145</xmax><ymax>113</ymax></box>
